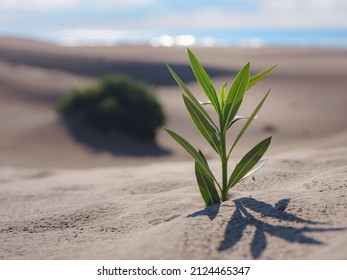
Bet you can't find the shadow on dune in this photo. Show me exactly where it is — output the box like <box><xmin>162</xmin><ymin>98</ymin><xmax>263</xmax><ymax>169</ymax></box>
<box><xmin>189</xmin><ymin>197</ymin><xmax>346</xmax><ymax>258</ymax></box>
<box><xmin>0</xmin><ymin>47</ymin><xmax>232</xmax><ymax>86</ymax></box>
<box><xmin>60</xmin><ymin>116</ymin><xmax>170</xmax><ymax>157</ymax></box>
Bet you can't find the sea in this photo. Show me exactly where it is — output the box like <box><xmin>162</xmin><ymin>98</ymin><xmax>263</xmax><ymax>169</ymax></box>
<box><xmin>4</xmin><ymin>29</ymin><xmax>347</xmax><ymax>49</ymax></box>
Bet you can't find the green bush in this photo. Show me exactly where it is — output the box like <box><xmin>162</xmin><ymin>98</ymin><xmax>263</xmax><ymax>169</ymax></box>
<box><xmin>57</xmin><ymin>75</ymin><xmax>165</xmax><ymax>141</ymax></box>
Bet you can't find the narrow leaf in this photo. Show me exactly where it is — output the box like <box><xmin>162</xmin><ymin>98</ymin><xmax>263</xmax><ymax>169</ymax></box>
<box><xmin>228</xmin><ymin>137</ymin><xmax>271</xmax><ymax>189</ymax></box>
<box><xmin>199</xmin><ymin>101</ymin><xmax>212</xmax><ymax>106</ymax></box>
<box><xmin>223</xmin><ymin>62</ymin><xmax>250</xmax><ymax>131</ymax></box>
<box><xmin>199</xmin><ymin>150</ymin><xmax>208</xmax><ymax>164</ymax></box>
<box><xmin>220</xmin><ymin>83</ymin><xmax>227</xmax><ymax>109</ymax></box>
<box><xmin>248</xmin><ymin>65</ymin><xmax>276</xmax><ymax>90</ymax></box>
<box><xmin>241</xmin><ymin>158</ymin><xmax>267</xmax><ymax>181</ymax></box>
<box><xmin>228</xmin><ymin>115</ymin><xmax>253</xmax><ymax>129</ymax></box>
<box><xmin>195</xmin><ymin>161</ymin><xmax>221</xmax><ymax>206</ymax></box>
<box><xmin>187</xmin><ymin>49</ymin><xmax>221</xmax><ymax>115</ymax></box>
<box><xmin>183</xmin><ymin>94</ymin><xmax>220</xmax><ymax>154</ymax></box>
<box><xmin>228</xmin><ymin>89</ymin><xmax>270</xmax><ymax>157</ymax></box>
<box><xmin>164</xmin><ymin>128</ymin><xmax>217</xmax><ymax>184</ymax></box>
<box><xmin>167</xmin><ymin>64</ymin><xmax>217</xmax><ymax>127</ymax></box>
<box><xmin>199</xmin><ymin>149</ymin><xmax>221</xmax><ymax>192</ymax></box>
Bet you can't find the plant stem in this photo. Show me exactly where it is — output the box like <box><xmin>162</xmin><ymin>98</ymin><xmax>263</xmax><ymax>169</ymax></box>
<box><xmin>220</xmin><ymin>130</ymin><xmax>228</xmax><ymax>201</ymax></box>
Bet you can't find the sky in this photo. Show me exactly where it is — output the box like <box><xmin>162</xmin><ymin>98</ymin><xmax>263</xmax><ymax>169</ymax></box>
<box><xmin>1</xmin><ymin>0</ymin><xmax>347</xmax><ymax>46</ymax></box>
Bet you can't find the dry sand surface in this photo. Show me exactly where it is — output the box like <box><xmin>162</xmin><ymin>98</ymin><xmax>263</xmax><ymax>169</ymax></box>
<box><xmin>0</xmin><ymin>37</ymin><xmax>347</xmax><ymax>259</ymax></box>
<box><xmin>0</xmin><ymin>148</ymin><xmax>347</xmax><ymax>259</ymax></box>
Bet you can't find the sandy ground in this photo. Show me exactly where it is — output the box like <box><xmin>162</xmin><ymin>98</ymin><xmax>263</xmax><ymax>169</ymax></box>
<box><xmin>0</xmin><ymin>148</ymin><xmax>346</xmax><ymax>259</ymax></box>
<box><xmin>0</xmin><ymin>37</ymin><xmax>346</xmax><ymax>259</ymax></box>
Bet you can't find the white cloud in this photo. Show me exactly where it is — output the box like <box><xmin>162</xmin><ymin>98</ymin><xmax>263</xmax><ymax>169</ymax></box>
<box><xmin>261</xmin><ymin>0</ymin><xmax>346</xmax><ymax>11</ymax></box>
<box><xmin>1</xmin><ymin>0</ymin><xmax>346</xmax><ymax>29</ymax></box>
<box><xmin>1</xmin><ymin>0</ymin><xmax>78</xmax><ymax>10</ymax></box>
<box><xmin>138</xmin><ymin>1</ymin><xmax>347</xmax><ymax>29</ymax></box>
<box><xmin>257</xmin><ymin>0</ymin><xmax>347</xmax><ymax>28</ymax></box>
<box><xmin>0</xmin><ymin>0</ymin><xmax>155</xmax><ymax>11</ymax></box>
<box><xmin>99</xmin><ymin>0</ymin><xmax>155</xmax><ymax>9</ymax></box>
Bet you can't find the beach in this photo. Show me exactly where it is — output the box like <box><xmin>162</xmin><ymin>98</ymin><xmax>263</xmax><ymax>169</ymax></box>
<box><xmin>0</xmin><ymin>37</ymin><xmax>346</xmax><ymax>259</ymax></box>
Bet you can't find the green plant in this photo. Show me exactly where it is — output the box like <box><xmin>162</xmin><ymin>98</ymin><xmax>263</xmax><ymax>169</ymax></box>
<box><xmin>57</xmin><ymin>75</ymin><xmax>165</xmax><ymax>141</ymax></box>
<box><xmin>164</xmin><ymin>49</ymin><xmax>275</xmax><ymax>206</ymax></box>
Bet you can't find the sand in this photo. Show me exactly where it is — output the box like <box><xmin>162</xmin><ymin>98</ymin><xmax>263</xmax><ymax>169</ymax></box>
<box><xmin>1</xmin><ymin>148</ymin><xmax>347</xmax><ymax>259</ymax></box>
<box><xmin>0</xmin><ymin>37</ymin><xmax>346</xmax><ymax>259</ymax></box>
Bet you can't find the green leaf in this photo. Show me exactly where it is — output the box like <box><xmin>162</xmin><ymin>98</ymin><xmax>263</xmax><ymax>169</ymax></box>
<box><xmin>228</xmin><ymin>89</ymin><xmax>270</xmax><ymax>157</ymax></box>
<box><xmin>228</xmin><ymin>115</ymin><xmax>250</xmax><ymax>129</ymax></box>
<box><xmin>183</xmin><ymin>94</ymin><xmax>220</xmax><ymax>154</ymax></box>
<box><xmin>167</xmin><ymin>64</ymin><xmax>216</xmax><ymax>127</ymax></box>
<box><xmin>164</xmin><ymin>128</ymin><xmax>218</xmax><ymax>184</ymax></box>
<box><xmin>198</xmin><ymin>149</ymin><xmax>222</xmax><ymax>193</ymax></box>
<box><xmin>248</xmin><ymin>65</ymin><xmax>276</xmax><ymax>90</ymax></box>
<box><xmin>198</xmin><ymin>150</ymin><xmax>208</xmax><ymax>164</ymax></box>
<box><xmin>240</xmin><ymin>158</ymin><xmax>267</xmax><ymax>181</ymax></box>
<box><xmin>187</xmin><ymin>49</ymin><xmax>221</xmax><ymax>116</ymax></box>
<box><xmin>228</xmin><ymin>137</ymin><xmax>271</xmax><ymax>189</ymax></box>
<box><xmin>220</xmin><ymin>83</ymin><xmax>227</xmax><ymax>109</ymax></box>
<box><xmin>199</xmin><ymin>101</ymin><xmax>212</xmax><ymax>106</ymax></box>
<box><xmin>223</xmin><ymin>62</ymin><xmax>250</xmax><ymax>132</ymax></box>
<box><xmin>195</xmin><ymin>161</ymin><xmax>221</xmax><ymax>206</ymax></box>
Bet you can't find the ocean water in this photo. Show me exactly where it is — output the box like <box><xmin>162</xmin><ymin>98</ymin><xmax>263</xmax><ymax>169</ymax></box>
<box><xmin>5</xmin><ymin>29</ymin><xmax>347</xmax><ymax>49</ymax></box>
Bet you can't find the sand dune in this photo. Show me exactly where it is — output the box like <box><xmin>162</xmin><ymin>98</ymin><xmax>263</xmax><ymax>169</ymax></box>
<box><xmin>1</xmin><ymin>38</ymin><xmax>347</xmax><ymax>168</ymax></box>
<box><xmin>0</xmin><ymin>38</ymin><xmax>347</xmax><ymax>259</ymax></box>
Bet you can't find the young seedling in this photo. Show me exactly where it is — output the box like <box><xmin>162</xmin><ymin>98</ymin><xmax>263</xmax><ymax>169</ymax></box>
<box><xmin>165</xmin><ymin>49</ymin><xmax>275</xmax><ymax>206</ymax></box>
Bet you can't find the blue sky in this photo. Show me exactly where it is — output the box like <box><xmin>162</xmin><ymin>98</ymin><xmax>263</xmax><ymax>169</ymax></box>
<box><xmin>1</xmin><ymin>0</ymin><xmax>347</xmax><ymax>45</ymax></box>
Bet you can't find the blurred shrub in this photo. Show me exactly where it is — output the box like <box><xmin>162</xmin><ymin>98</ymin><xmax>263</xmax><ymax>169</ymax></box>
<box><xmin>57</xmin><ymin>75</ymin><xmax>165</xmax><ymax>141</ymax></box>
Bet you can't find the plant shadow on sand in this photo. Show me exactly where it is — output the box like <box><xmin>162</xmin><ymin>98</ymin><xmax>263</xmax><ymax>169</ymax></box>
<box><xmin>188</xmin><ymin>198</ymin><xmax>346</xmax><ymax>258</ymax></box>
